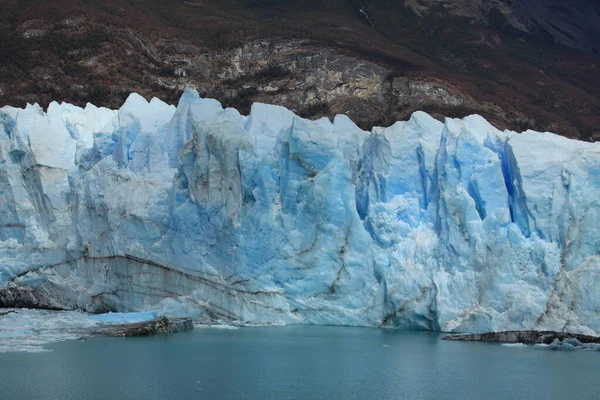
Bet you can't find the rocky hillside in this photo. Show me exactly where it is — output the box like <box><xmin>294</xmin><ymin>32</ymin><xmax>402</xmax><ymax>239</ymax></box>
<box><xmin>0</xmin><ymin>0</ymin><xmax>599</xmax><ymax>139</ymax></box>
<box><xmin>405</xmin><ymin>0</ymin><xmax>600</xmax><ymax>57</ymax></box>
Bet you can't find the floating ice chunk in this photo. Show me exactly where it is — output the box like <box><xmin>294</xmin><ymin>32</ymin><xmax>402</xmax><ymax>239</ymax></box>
<box><xmin>560</xmin><ymin>343</ymin><xmax>577</xmax><ymax>351</ymax></box>
<box><xmin>0</xmin><ymin>309</ymin><xmax>98</xmax><ymax>353</ymax></box>
<box><xmin>533</xmin><ymin>339</ymin><xmax>582</xmax><ymax>351</ymax></box>
<box><xmin>563</xmin><ymin>338</ymin><xmax>584</xmax><ymax>348</ymax></box>
<box><xmin>89</xmin><ymin>311</ymin><xmax>158</xmax><ymax>324</ymax></box>
<box><xmin>194</xmin><ymin>324</ymin><xmax>240</xmax><ymax>330</ymax></box>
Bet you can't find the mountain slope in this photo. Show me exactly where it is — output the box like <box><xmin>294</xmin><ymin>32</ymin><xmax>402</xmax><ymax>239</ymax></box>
<box><xmin>404</xmin><ymin>0</ymin><xmax>600</xmax><ymax>57</ymax></box>
<box><xmin>0</xmin><ymin>0</ymin><xmax>599</xmax><ymax>139</ymax></box>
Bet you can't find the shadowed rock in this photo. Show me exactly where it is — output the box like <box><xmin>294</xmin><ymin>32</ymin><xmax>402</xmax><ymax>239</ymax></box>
<box><xmin>443</xmin><ymin>331</ymin><xmax>600</xmax><ymax>344</ymax></box>
<box><xmin>91</xmin><ymin>318</ymin><xmax>193</xmax><ymax>337</ymax></box>
<box><xmin>0</xmin><ymin>310</ymin><xmax>15</xmax><ymax>317</ymax></box>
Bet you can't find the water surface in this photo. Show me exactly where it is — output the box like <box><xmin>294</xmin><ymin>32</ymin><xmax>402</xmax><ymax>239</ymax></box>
<box><xmin>1</xmin><ymin>326</ymin><xmax>598</xmax><ymax>400</ymax></box>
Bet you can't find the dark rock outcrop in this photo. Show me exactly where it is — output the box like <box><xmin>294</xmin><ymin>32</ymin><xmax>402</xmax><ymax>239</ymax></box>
<box><xmin>443</xmin><ymin>330</ymin><xmax>600</xmax><ymax>344</ymax></box>
<box><xmin>0</xmin><ymin>283</ymin><xmax>70</xmax><ymax>311</ymax></box>
<box><xmin>0</xmin><ymin>0</ymin><xmax>599</xmax><ymax>139</ymax></box>
<box><xmin>90</xmin><ymin>318</ymin><xmax>194</xmax><ymax>337</ymax></box>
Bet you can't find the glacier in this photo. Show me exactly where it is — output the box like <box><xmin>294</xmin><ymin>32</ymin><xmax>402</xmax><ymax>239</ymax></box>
<box><xmin>0</xmin><ymin>88</ymin><xmax>599</xmax><ymax>335</ymax></box>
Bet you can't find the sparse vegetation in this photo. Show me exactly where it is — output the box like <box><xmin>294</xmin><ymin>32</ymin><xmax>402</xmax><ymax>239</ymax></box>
<box><xmin>299</xmin><ymin>101</ymin><xmax>330</xmax><ymax>119</ymax></box>
<box><xmin>224</xmin><ymin>63</ymin><xmax>291</xmax><ymax>86</ymax></box>
<box><xmin>33</xmin><ymin>26</ymin><xmax>111</xmax><ymax>61</ymax></box>
<box><xmin>252</xmin><ymin>64</ymin><xmax>290</xmax><ymax>81</ymax></box>
<box><xmin>0</xmin><ymin>0</ymin><xmax>597</xmax><ymax>139</ymax></box>
<box><xmin>385</xmin><ymin>69</ymin><xmax>405</xmax><ymax>82</ymax></box>
<box><xmin>88</xmin><ymin>85</ymin><xmax>111</xmax><ymax>105</ymax></box>
<box><xmin>223</xmin><ymin>87</ymin><xmax>259</xmax><ymax>115</ymax></box>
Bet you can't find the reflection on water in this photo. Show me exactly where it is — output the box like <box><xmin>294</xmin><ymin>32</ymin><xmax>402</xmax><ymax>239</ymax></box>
<box><xmin>1</xmin><ymin>326</ymin><xmax>598</xmax><ymax>400</ymax></box>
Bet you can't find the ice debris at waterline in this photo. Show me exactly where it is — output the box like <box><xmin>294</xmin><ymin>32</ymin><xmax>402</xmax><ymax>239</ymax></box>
<box><xmin>443</xmin><ymin>330</ymin><xmax>600</xmax><ymax>344</ymax></box>
<box><xmin>89</xmin><ymin>311</ymin><xmax>158</xmax><ymax>324</ymax></box>
<box><xmin>0</xmin><ymin>309</ymin><xmax>166</xmax><ymax>352</ymax></box>
<box><xmin>1</xmin><ymin>89</ymin><xmax>600</xmax><ymax>335</ymax></box>
<box><xmin>533</xmin><ymin>339</ymin><xmax>600</xmax><ymax>351</ymax></box>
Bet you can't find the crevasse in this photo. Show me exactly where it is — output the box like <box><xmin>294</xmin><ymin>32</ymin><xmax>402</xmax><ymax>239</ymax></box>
<box><xmin>0</xmin><ymin>89</ymin><xmax>599</xmax><ymax>334</ymax></box>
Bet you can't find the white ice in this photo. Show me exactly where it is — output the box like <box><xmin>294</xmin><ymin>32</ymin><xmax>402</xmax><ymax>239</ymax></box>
<box><xmin>1</xmin><ymin>88</ymin><xmax>599</xmax><ymax>337</ymax></box>
<box><xmin>89</xmin><ymin>311</ymin><xmax>157</xmax><ymax>324</ymax></box>
<box><xmin>0</xmin><ymin>309</ymin><xmax>161</xmax><ymax>352</ymax></box>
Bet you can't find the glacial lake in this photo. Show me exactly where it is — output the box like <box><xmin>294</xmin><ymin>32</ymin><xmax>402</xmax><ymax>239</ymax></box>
<box><xmin>1</xmin><ymin>325</ymin><xmax>598</xmax><ymax>400</ymax></box>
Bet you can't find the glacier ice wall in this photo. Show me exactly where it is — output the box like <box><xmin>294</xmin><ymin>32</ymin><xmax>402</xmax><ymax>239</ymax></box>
<box><xmin>1</xmin><ymin>89</ymin><xmax>599</xmax><ymax>334</ymax></box>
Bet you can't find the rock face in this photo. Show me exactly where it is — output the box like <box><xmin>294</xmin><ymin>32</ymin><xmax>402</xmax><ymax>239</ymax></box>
<box><xmin>405</xmin><ymin>0</ymin><xmax>600</xmax><ymax>57</ymax></box>
<box><xmin>444</xmin><ymin>330</ymin><xmax>600</xmax><ymax>351</ymax></box>
<box><xmin>443</xmin><ymin>331</ymin><xmax>600</xmax><ymax>344</ymax></box>
<box><xmin>91</xmin><ymin>318</ymin><xmax>194</xmax><ymax>337</ymax></box>
<box><xmin>1</xmin><ymin>0</ymin><xmax>599</xmax><ymax>140</ymax></box>
<box><xmin>1</xmin><ymin>90</ymin><xmax>600</xmax><ymax>334</ymax></box>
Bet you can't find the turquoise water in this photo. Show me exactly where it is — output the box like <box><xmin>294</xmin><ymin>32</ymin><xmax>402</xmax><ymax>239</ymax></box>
<box><xmin>1</xmin><ymin>326</ymin><xmax>598</xmax><ymax>400</ymax></box>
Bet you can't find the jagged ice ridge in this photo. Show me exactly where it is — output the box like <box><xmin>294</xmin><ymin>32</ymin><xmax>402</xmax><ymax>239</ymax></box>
<box><xmin>0</xmin><ymin>89</ymin><xmax>599</xmax><ymax>334</ymax></box>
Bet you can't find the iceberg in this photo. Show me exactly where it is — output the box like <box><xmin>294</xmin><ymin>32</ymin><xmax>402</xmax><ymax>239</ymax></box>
<box><xmin>1</xmin><ymin>89</ymin><xmax>599</xmax><ymax>335</ymax></box>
